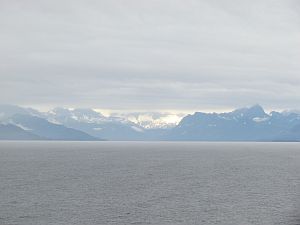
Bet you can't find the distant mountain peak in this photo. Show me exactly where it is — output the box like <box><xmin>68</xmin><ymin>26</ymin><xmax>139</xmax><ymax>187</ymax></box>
<box><xmin>232</xmin><ymin>104</ymin><xmax>266</xmax><ymax>118</ymax></box>
<box><xmin>72</xmin><ymin>108</ymin><xmax>104</xmax><ymax>118</ymax></box>
<box><xmin>50</xmin><ymin>107</ymin><xmax>70</xmax><ymax>115</ymax></box>
<box><xmin>249</xmin><ymin>104</ymin><xmax>264</xmax><ymax>111</ymax></box>
<box><xmin>0</xmin><ymin>104</ymin><xmax>41</xmax><ymax>119</ymax></box>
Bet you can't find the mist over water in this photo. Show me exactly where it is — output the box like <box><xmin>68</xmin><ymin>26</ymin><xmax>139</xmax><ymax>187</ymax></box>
<box><xmin>0</xmin><ymin>142</ymin><xmax>299</xmax><ymax>225</ymax></box>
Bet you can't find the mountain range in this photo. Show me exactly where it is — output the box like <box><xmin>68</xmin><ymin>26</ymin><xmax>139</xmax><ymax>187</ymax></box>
<box><xmin>0</xmin><ymin>104</ymin><xmax>300</xmax><ymax>141</ymax></box>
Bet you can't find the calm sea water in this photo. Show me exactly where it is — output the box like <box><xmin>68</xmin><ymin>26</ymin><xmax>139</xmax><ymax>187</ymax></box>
<box><xmin>0</xmin><ymin>142</ymin><xmax>299</xmax><ymax>225</ymax></box>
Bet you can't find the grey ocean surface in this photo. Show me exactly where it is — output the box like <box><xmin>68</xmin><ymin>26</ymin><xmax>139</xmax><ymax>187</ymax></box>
<box><xmin>0</xmin><ymin>142</ymin><xmax>299</xmax><ymax>225</ymax></box>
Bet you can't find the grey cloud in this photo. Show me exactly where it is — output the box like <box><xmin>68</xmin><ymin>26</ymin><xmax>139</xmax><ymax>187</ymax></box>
<box><xmin>0</xmin><ymin>0</ymin><xmax>299</xmax><ymax>111</ymax></box>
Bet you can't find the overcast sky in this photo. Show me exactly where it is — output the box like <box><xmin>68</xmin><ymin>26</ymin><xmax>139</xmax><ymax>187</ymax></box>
<box><xmin>0</xmin><ymin>0</ymin><xmax>299</xmax><ymax>112</ymax></box>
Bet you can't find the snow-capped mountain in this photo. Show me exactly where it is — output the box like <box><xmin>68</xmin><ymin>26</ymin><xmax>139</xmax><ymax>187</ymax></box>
<box><xmin>44</xmin><ymin>107</ymin><xmax>151</xmax><ymax>141</ymax></box>
<box><xmin>47</xmin><ymin>107</ymin><xmax>107</xmax><ymax>124</ymax></box>
<box><xmin>1</xmin><ymin>104</ymin><xmax>300</xmax><ymax>141</ymax></box>
<box><xmin>166</xmin><ymin>105</ymin><xmax>300</xmax><ymax>141</ymax></box>
<box><xmin>0</xmin><ymin>105</ymin><xmax>100</xmax><ymax>141</ymax></box>
<box><xmin>111</xmin><ymin>112</ymin><xmax>185</xmax><ymax>129</ymax></box>
<box><xmin>0</xmin><ymin>104</ymin><xmax>42</xmax><ymax>120</ymax></box>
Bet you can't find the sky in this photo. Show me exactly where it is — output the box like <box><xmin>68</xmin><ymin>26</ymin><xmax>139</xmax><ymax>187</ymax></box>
<box><xmin>0</xmin><ymin>0</ymin><xmax>300</xmax><ymax>113</ymax></box>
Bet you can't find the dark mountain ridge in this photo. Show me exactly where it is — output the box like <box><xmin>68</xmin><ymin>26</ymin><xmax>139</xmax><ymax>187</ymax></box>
<box><xmin>9</xmin><ymin>114</ymin><xmax>100</xmax><ymax>141</ymax></box>
<box><xmin>0</xmin><ymin>124</ymin><xmax>43</xmax><ymax>140</ymax></box>
<box><xmin>166</xmin><ymin>105</ymin><xmax>300</xmax><ymax>141</ymax></box>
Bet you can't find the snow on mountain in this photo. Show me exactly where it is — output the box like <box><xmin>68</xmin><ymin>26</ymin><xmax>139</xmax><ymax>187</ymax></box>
<box><xmin>111</xmin><ymin>112</ymin><xmax>185</xmax><ymax>129</ymax></box>
<box><xmin>47</xmin><ymin>108</ymin><xmax>130</xmax><ymax>125</ymax></box>
<box><xmin>0</xmin><ymin>104</ymin><xmax>42</xmax><ymax>120</ymax></box>
<box><xmin>2</xmin><ymin>104</ymin><xmax>300</xmax><ymax>141</ymax></box>
<box><xmin>44</xmin><ymin>108</ymin><xmax>150</xmax><ymax>140</ymax></box>
<box><xmin>167</xmin><ymin>105</ymin><xmax>300</xmax><ymax>141</ymax></box>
